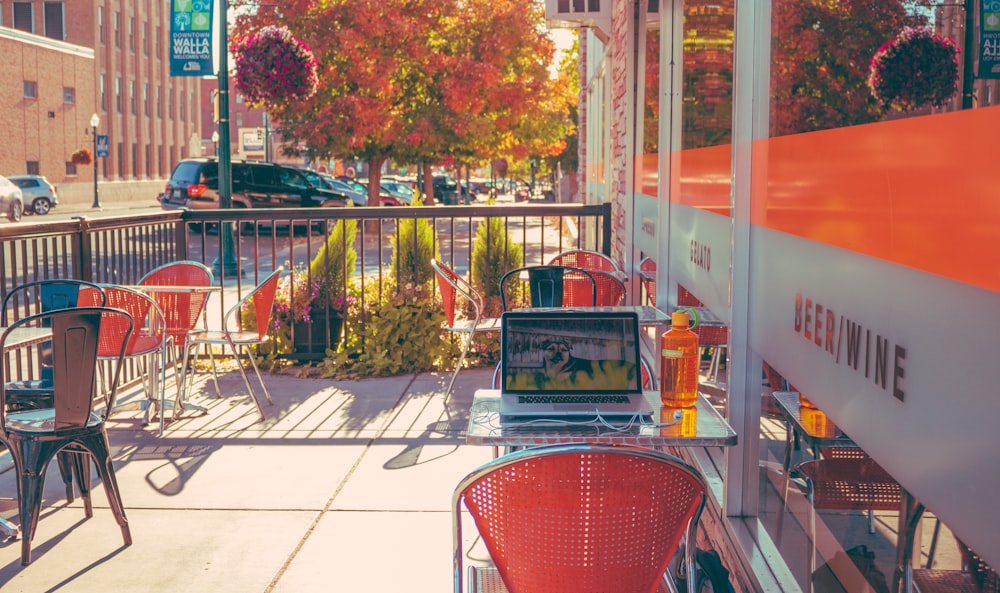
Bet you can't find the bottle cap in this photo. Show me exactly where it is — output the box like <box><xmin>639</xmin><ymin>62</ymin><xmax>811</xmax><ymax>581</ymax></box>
<box><xmin>671</xmin><ymin>311</ymin><xmax>689</xmax><ymax>328</ymax></box>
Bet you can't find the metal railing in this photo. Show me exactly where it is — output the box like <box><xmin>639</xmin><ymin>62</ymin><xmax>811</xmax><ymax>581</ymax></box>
<box><xmin>0</xmin><ymin>203</ymin><xmax>611</xmax><ymax>372</ymax></box>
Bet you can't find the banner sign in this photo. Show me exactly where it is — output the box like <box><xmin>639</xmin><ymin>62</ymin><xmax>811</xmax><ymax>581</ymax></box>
<box><xmin>169</xmin><ymin>0</ymin><xmax>214</xmax><ymax>76</ymax></box>
<box><xmin>980</xmin><ymin>0</ymin><xmax>1000</xmax><ymax>78</ymax></box>
<box><xmin>96</xmin><ymin>135</ymin><xmax>109</xmax><ymax>158</ymax></box>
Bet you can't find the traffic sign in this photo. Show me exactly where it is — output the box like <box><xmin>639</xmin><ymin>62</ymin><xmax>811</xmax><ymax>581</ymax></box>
<box><xmin>96</xmin><ymin>135</ymin><xmax>109</xmax><ymax>158</ymax></box>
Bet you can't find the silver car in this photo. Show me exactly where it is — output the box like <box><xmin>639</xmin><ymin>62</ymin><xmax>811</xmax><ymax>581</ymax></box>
<box><xmin>9</xmin><ymin>174</ymin><xmax>58</xmax><ymax>215</ymax></box>
<box><xmin>0</xmin><ymin>175</ymin><xmax>25</xmax><ymax>221</ymax></box>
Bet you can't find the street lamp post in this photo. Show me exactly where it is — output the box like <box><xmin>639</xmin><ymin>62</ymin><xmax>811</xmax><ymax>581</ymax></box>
<box><xmin>90</xmin><ymin>113</ymin><xmax>100</xmax><ymax>209</ymax></box>
<box><xmin>211</xmin><ymin>0</ymin><xmax>240</xmax><ymax>277</ymax></box>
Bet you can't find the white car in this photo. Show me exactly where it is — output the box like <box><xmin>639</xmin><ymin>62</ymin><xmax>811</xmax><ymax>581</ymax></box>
<box><xmin>9</xmin><ymin>174</ymin><xmax>58</xmax><ymax>215</ymax></box>
<box><xmin>0</xmin><ymin>175</ymin><xmax>25</xmax><ymax>221</ymax></box>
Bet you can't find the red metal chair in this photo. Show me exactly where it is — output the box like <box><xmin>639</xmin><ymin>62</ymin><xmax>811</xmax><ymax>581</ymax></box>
<box><xmin>431</xmin><ymin>259</ymin><xmax>501</xmax><ymax>396</ymax></box>
<box><xmin>0</xmin><ymin>306</ymin><xmax>134</xmax><ymax>565</ymax></box>
<box><xmin>180</xmin><ymin>268</ymin><xmax>282</xmax><ymax>421</ymax></box>
<box><xmin>453</xmin><ymin>444</ymin><xmax>708</xmax><ymax>593</ymax></box>
<box><xmin>138</xmin><ymin>261</ymin><xmax>213</xmax><ymax>360</ymax></box>
<box><xmin>789</xmin><ymin>453</ymin><xmax>902</xmax><ymax>593</ymax></box>
<box><xmin>639</xmin><ymin>256</ymin><xmax>657</xmax><ymax>306</ymax></box>
<box><xmin>546</xmin><ymin>249</ymin><xmax>620</xmax><ymax>272</ymax></box>
<box><xmin>95</xmin><ymin>286</ymin><xmax>172</xmax><ymax>435</ymax></box>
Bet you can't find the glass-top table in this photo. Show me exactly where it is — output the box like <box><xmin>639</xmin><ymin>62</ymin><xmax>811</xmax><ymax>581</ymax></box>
<box><xmin>466</xmin><ymin>389</ymin><xmax>737</xmax><ymax>449</ymax></box>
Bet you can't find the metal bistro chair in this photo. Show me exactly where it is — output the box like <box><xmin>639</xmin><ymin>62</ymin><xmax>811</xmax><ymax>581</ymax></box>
<box><xmin>431</xmin><ymin>259</ymin><xmax>501</xmax><ymax>396</ymax></box>
<box><xmin>138</xmin><ymin>260</ymin><xmax>214</xmax><ymax>392</ymax></box>
<box><xmin>1</xmin><ymin>279</ymin><xmax>108</xmax><ymax>505</ymax></box>
<box><xmin>453</xmin><ymin>444</ymin><xmax>709</xmax><ymax>593</ymax></box>
<box><xmin>180</xmin><ymin>268</ymin><xmax>282</xmax><ymax>421</ymax></box>
<box><xmin>499</xmin><ymin>265</ymin><xmax>597</xmax><ymax>311</ymax></box>
<box><xmin>0</xmin><ymin>306</ymin><xmax>134</xmax><ymax>565</ymax></box>
<box><xmin>94</xmin><ymin>286</ymin><xmax>172</xmax><ymax>435</ymax></box>
<box><xmin>789</xmin><ymin>452</ymin><xmax>902</xmax><ymax>593</ymax></box>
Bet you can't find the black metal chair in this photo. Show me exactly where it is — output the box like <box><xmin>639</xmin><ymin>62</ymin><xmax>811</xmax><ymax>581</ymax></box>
<box><xmin>499</xmin><ymin>265</ymin><xmax>597</xmax><ymax>311</ymax></box>
<box><xmin>0</xmin><ymin>306</ymin><xmax>134</xmax><ymax>565</ymax></box>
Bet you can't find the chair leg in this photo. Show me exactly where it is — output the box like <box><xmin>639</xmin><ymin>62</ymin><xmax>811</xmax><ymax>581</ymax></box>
<box><xmin>55</xmin><ymin>452</ymin><xmax>76</xmax><ymax>503</ymax></box>
<box><xmin>78</xmin><ymin>432</ymin><xmax>131</xmax><ymax>547</ymax></box>
<box><xmin>71</xmin><ymin>449</ymin><xmax>93</xmax><ymax>518</ymax></box>
<box><xmin>446</xmin><ymin>330</ymin><xmax>475</xmax><ymax>396</ymax></box>
<box><xmin>229</xmin><ymin>343</ymin><xmax>267</xmax><ymax>420</ymax></box>
<box><xmin>12</xmin><ymin>437</ymin><xmax>62</xmax><ymax>565</ymax></box>
<box><xmin>241</xmin><ymin>344</ymin><xmax>273</xmax><ymax>405</ymax></box>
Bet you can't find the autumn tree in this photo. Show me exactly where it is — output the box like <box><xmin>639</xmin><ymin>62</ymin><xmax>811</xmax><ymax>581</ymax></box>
<box><xmin>231</xmin><ymin>0</ymin><xmax>572</xmax><ymax>205</ymax></box>
<box><xmin>770</xmin><ymin>0</ymin><xmax>933</xmax><ymax>136</ymax></box>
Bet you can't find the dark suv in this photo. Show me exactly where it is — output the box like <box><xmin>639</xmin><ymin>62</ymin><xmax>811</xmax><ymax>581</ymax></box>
<box><xmin>160</xmin><ymin>158</ymin><xmax>351</xmax><ymax>211</ymax></box>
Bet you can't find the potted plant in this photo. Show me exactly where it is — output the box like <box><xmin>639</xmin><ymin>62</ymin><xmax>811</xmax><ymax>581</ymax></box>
<box><xmin>273</xmin><ymin>219</ymin><xmax>357</xmax><ymax>356</ymax></box>
<box><xmin>71</xmin><ymin>148</ymin><xmax>93</xmax><ymax>165</ymax></box>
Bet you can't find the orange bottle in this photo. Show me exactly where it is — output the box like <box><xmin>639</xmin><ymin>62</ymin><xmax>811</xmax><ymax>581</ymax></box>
<box><xmin>660</xmin><ymin>406</ymin><xmax>698</xmax><ymax>437</ymax></box>
<box><xmin>660</xmin><ymin>311</ymin><xmax>699</xmax><ymax>407</ymax></box>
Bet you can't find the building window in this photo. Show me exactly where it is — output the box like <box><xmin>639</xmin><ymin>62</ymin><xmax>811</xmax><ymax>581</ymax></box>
<box><xmin>100</xmin><ymin>74</ymin><xmax>106</xmax><ymax>111</ymax></box>
<box><xmin>168</xmin><ymin>90</ymin><xmax>174</xmax><ymax>120</ymax></box>
<box><xmin>114</xmin><ymin>11</ymin><xmax>120</xmax><ymax>48</ymax></box>
<box><xmin>23</xmin><ymin>80</ymin><xmax>37</xmax><ymax>99</ymax></box>
<box><xmin>117</xmin><ymin>142</ymin><xmax>124</xmax><ymax>177</ymax></box>
<box><xmin>158</xmin><ymin>146</ymin><xmax>163</xmax><ymax>176</ymax></box>
<box><xmin>115</xmin><ymin>76</ymin><xmax>122</xmax><ymax>113</ymax></box>
<box><xmin>43</xmin><ymin>2</ymin><xmax>64</xmax><ymax>41</ymax></box>
<box><xmin>143</xmin><ymin>21</ymin><xmax>148</xmax><ymax>55</ymax></box>
<box><xmin>130</xmin><ymin>79</ymin><xmax>136</xmax><ymax>115</ymax></box>
<box><xmin>132</xmin><ymin>143</ymin><xmax>138</xmax><ymax>177</ymax></box>
<box><xmin>98</xmin><ymin>7</ymin><xmax>104</xmax><ymax>44</ymax></box>
<box><xmin>65</xmin><ymin>161</ymin><xmax>77</xmax><ymax>175</ymax></box>
<box><xmin>156</xmin><ymin>25</ymin><xmax>162</xmax><ymax>58</ymax></box>
<box><xmin>13</xmin><ymin>2</ymin><xmax>33</xmax><ymax>33</ymax></box>
<box><xmin>180</xmin><ymin>91</ymin><xmax>186</xmax><ymax>120</ymax></box>
<box><xmin>26</xmin><ymin>161</ymin><xmax>40</xmax><ymax>175</ymax></box>
<box><xmin>146</xmin><ymin>145</ymin><xmax>152</xmax><ymax>176</ymax></box>
<box><xmin>236</xmin><ymin>112</ymin><xmax>243</xmax><ymax>127</ymax></box>
<box><xmin>143</xmin><ymin>82</ymin><xmax>149</xmax><ymax>116</ymax></box>
<box><xmin>236</xmin><ymin>93</ymin><xmax>244</xmax><ymax>105</ymax></box>
<box><xmin>63</xmin><ymin>86</ymin><xmax>75</xmax><ymax>103</ymax></box>
<box><xmin>128</xmin><ymin>16</ymin><xmax>135</xmax><ymax>52</ymax></box>
<box><xmin>156</xmin><ymin>84</ymin><xmax>162</xmax><ymax>118</ymax></box>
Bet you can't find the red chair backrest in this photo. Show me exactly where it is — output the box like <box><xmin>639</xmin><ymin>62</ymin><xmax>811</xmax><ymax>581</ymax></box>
<box><xmin>139</xmin><ymin>261</ymin><xmax>212</xmax><ymax>345</ymax></box>
<box><xmin>458</xmin><ymin>446</ymin><xmax>706</xmax><ymax>593</ymax></box>
<box><xmin>432</xmin><ymin>260</ymin><xmax>460</xmax><ymax>327</ymax></box>
<box><xmin>99</xmin><ymin>287</ymin><xmax>154</xmax><ymax>356</ymax></box>
<box><xmin>243</xmin><ymin>269</ymin><xmax>282</xmax><ymax>340</ymax></box>
<box><xmin>548</xmin><ymin>250</ymin><xmax>619</xmax><ymax>272</ymax></box>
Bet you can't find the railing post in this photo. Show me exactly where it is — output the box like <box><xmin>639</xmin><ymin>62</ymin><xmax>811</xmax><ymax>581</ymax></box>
<box><xmin>176</xmin><ymin>213</ymin><xmax>190</xmax><ymax>260</ymax></box>
<box><xmin>600</xmin><ymin>202</ymin><xmax>612</xmax><ymax>256</ymax></box>
<box><xmin>72</xmin><ymin>216</ymin><xmax>94</xmax><ymax>282</ymax></box>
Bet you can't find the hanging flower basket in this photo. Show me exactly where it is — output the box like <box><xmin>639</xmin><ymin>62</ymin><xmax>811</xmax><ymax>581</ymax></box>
<box><xmin>71</xmin><ymin>148</ymin><xmax>93</xmax><ymax>165</ymax></box>
<box><xmin>232</xmin><ymin>25</ymin><xmax>318</xmax><ymax>108</ymax></box>
<box><xmin>868</xmin><ymin>27</ymin><xmax>959</xmax><ymax>111</ymax></box>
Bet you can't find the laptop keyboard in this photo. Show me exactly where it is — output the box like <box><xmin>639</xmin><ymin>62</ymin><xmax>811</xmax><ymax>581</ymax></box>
<box><xmin>517</xmin><ymin>395</ymin><xmax>631</xmax><ymax>404</ymax></box>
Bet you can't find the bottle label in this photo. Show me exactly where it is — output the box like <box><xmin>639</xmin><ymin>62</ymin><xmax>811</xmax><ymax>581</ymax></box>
<box><xmin>662</xmin><ymin>348</ymin><xmax>683</xmax><ymax>357</ymax></box>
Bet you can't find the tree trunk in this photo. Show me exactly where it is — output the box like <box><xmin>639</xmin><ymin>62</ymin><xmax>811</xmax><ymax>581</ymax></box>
<box><xmin>422</xmin><ymin>162</ymin><xmax>435</xmax><ymax>206</ymax></box>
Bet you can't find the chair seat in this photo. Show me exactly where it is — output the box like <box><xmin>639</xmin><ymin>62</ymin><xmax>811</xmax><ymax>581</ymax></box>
<box><xmin>6</xmin><ymin>408</ymin><xmax>102</xmax><ymax>432</ymax></box>
<box><xmin>911</xmin><ymin>569</ymin><xmax>981</xmax><ymax>593</ymax></box>
<box><xmin>469</xmin><ymin>567</ymin><xmax>674</xmax><ymax>593</ymax></box>
<box><xmin>124</xmin><ymin>332</ymin><xmax>164</xmax><ymax>356</ymax></box>
<box><xmin>187</xmin><ymin>330</ymin><xmax>267</xmax><ymax>345</ymax></box>
<box><xmin>796</xmin><ymin>457</ymin><xmax>901</xmax><ymax>511</ymax></box>
<box><xmin>448</xmin><ymin>317</ymin><xmax>501</xmax><ymax>333</ymax></box>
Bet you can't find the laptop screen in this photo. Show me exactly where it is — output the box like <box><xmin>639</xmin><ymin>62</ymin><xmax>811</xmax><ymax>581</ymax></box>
<box><xmin>500</xmin><ymin>311</ymin><xmax>642</xmax><ymax>395</ymax></box>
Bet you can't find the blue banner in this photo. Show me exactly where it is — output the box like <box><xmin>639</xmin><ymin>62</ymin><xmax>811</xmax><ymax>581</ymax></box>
<box><xmin>980</xmin><ymin>0</ymin><xmax>1000</xmax><ymax>78</ymax></box>
<box><xmin>169</xmin><ymin>0</ymin><xmax>214</xmax><ymax>77</ymax></box>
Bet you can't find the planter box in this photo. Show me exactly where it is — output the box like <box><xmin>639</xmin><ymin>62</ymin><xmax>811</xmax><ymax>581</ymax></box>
<box><xmin>292</xmin><ymin>310</ymin><xmax>343</xmax><ymax>354</ymax></box>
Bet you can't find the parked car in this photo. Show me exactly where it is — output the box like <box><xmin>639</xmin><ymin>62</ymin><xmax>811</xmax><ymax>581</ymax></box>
<box><xmin>380</xmin><ymin>180</ymin><xmax>414</xmax><ymax>205</ymax></box>
<box><xmin>432</xmin><ymin>175</ymin><xmax>470</xmax><ymax>204</ymax></box>
<box><xmin>339</xmin><ymin>176</ymin><xmax>404</xmax><ymax>206</ymax></box>
<box><xmin>8</xmin><ymin>175</ymin><xmax>58</xmax><ymax>215</ymax></box>
<box><xmin>323</xmin><ymin>176</ymin><xmax>367</xmax><ymax>207</ymax></box>
<box><xmin>159</xmin><ymin>158</ymin><xmax>351</xmax><ymax>211</ymax></box>
<box><xmin>0</xmin><ymin>175</ymin><xmax>24</xmax><ymax>221</ymax></box>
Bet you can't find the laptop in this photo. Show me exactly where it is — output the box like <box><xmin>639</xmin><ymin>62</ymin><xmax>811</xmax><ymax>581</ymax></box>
<box><xmin>497</xmin><ymin>310</ymin><xmax>654</xmax><ymax>423</ymax></box>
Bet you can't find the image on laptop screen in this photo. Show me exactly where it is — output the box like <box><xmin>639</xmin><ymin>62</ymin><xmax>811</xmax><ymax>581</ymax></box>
<box><xmin>501</xmin><ymin>312</ymin><xmax>641</xmax><ymax>395</ymax></box>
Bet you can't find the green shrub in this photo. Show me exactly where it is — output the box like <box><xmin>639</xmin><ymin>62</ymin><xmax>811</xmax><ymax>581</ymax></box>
<box><xmin>470</xmin><ymin>216</ymin><xmax>524</xmax><ymax>316</ymax></box>
<box><xmin>390</xmin><ymin>215</ymin><xmax>438</xmax><ymax>289</ymax></box>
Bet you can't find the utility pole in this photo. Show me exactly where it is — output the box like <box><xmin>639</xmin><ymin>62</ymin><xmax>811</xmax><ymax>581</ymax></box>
<box><xmin>213</xmin><ymin>0</ymin><xmax>240</xmax><ymax>277</ymax></box>
<box><xmin>963</xmin><ymin>0</ymin><xmax>976</xmax><ymax>109</ymax></box>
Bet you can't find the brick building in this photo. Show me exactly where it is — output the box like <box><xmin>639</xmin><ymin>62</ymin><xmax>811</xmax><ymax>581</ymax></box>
<box><xmin>1</xmin><ymin>0</ymin><xmax>201</xmax><ymax>203</ymax></box>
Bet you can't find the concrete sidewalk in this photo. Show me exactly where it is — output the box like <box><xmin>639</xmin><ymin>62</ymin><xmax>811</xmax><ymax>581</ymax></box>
<box><xmin>0</xmin><ymin>366</ymin><xmax>497</xmax><ymax>592</ymax></box>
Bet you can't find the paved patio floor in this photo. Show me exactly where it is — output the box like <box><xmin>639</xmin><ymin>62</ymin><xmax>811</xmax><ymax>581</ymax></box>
<box><xmin>0</xmin><ymin>365</ymin><xmax>498</xmax><ymax>592</ymax></box>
